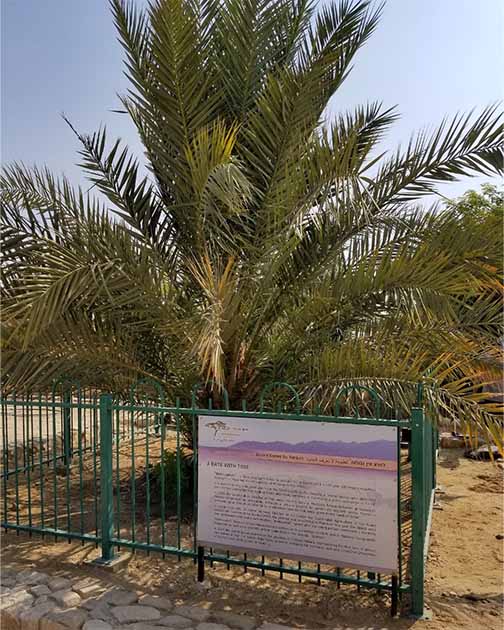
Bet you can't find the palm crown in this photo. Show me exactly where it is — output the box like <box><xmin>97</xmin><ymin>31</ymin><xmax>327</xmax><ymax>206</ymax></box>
<box><xmin>1</xmin><ymin>0</ymin><xmax>503</xmax><ymax>445</ymax></box>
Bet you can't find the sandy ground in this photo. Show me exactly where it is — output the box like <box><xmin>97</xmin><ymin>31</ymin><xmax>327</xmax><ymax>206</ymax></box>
<box><xmin>1</xmin><ymin>405</ymin><xmax>64</xmax><ymax>450</ymax></box>
<box><xmin>1</xmin><ymin>448</ymin><xmax>503</xmax><ymax>629</ymax></box>
<box><xmin>0</xmin><ymin>401</ymin><xmax>138</xmax><ymax>450</ymax></box>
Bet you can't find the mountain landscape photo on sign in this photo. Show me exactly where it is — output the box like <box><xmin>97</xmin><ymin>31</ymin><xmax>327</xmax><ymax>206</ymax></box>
<box><xmin>227</xmin><ymin>439</ymin><xmax>396</xmax><ymax>460</ymax></box>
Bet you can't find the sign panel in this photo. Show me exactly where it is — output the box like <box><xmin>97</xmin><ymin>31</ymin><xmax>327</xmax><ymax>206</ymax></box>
<box><xmin>197</xmin><ymin>416</ymin><xmax>398</xmax><ymax>573</ymax></box>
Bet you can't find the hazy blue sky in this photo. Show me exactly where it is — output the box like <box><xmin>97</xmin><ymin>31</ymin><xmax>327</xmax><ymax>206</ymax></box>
<box><xmin>2</xmin><ymin>0</ymin><xmax>503</xmax><ymax>200</ymax></box>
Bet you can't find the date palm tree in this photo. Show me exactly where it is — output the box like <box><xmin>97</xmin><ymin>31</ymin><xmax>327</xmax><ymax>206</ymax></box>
<box><xmin>1</xmin><ymin>0</ymin><xmax>503</xmax><ymax>445</ymax></box>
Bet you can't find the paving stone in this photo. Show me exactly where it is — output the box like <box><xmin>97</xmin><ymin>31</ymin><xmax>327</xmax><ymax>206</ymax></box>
<box><xmin>82</xmin><ymin>622</ymin><xmax>113</xmax><ymax>630</ymax></box>
<box><xmin>45</xmin><ymin>608</ymin><xmax>89</xmax><ymax>629</ymax></box>
<box><xmin>17</xmin><ymin>570</ymin><xmax>49</xmax><ymax>586</ymax></box>
<box><xmin>156</xmin><ymin>614</ymin><xmax>194</xmax><ymax>628</ymax></box>
<box><xmin>30</xmin><ymin>584</ymin><xmax>51</xmax><ymax>597</ymax></box>
<box><xmin>138</xmin><ymin>593</ymin><xmax>172</xmax><ymax>611</ymax></box>
<box><xmin>18</xmin><ymin>600</ymin><xmax>54</xmax><ymax>630</ymax></box>
<box><xmin>111</xmin><ymin>604</ymin><xmax>161</xmax><ymax>624</ymax></box>
<box><xmin>48</xmin><ymin>578</ymin><xmax>73</xmax><ymax>593</ymax></box>
<box><xmin>72</xmin><ymin>579</ymin><xmax>104</xmax><ymax>599</ymax></box>
<box><xmin>5</xmin><ymin>584</ymin><xmax>27</xmax><ymax>595</ymax></box>
<box><xmin>2</xmin><ymin>584</ymin><xmax>28</xmax><ymax>599</ymax></box>
<box><xmin>176</xmin><ymin>605</ymin><xmax>210</xmax><ymax>622</ymax></box>
<box><xmin>197</xmin><ymin>624</ymin><xmax>232</xmax><ymax>630</ymax></box>
<box><xmin>1</xmin><ymin>577</ymin><xmax>17</xmax><ymax>588</ymax></box>
<box><xmin>51</xmin><ymin>590</ymin><xmax>82</xmax><ymax>609</ymax></box>
<box><xmin>0</xmin><ymin>588</ymin><xmax>34</xmax><ymax>611</ymax></box>
<box><xmin>0</xmin><ymin>584</ymin><xmax>25</xmax><ymax>598</ymax></box>
<box><xmin>88</xmin><ymin>603</ymin><xmax>113</xmax><ymax>622</ymax></box>
<box><xmin>257</xmin><ymin>624</ymin><xmax>296</xmax><ymax>630</ymax></box>
<box><xmin>100</xmin><ymin>590</ymin><xmax>137</xmax><ymax>606</ymax></box>
<box><xmin>35</xmin><ymin>595</ymin><xmax>50</xmax><ymax>605</ymax></box>
<box><xmin>121</xmin><ymin>626</ymin><xmax>171</xmax><ymax>630</ymax></box>
<box><xmin>0</xmin><ymin>567</ymin><xmax>16</xmax><ymax>581</ymax></box>
<box><xmin>1</xmin><ymin>590</ymin><xmax>35</xmax><ymax>629</ymax></box>
<box><xmin>40</xmin><ymin>613</ymin><xmax>79</xmax><ymax>630</ymax></box>
<box><xmin>40</xmin><ymin>618</ymin><xmax>66</xmax><ymax>630</ymax></box>
<box><xmin>211</xmin><ymin>611</ymin><xmax>257</xmax><ymax>630</ymax></box>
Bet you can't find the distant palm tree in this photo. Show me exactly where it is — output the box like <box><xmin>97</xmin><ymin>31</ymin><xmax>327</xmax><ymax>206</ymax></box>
<box><xmin>1</xmin><ymin>0</ymin><xmax>503</xmax><ymax>444</ymax></box>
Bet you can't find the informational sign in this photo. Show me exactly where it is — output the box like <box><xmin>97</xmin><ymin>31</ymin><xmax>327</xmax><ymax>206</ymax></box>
<box><xmin>197</xmin><ymin>416</ymin><xmax>398</xmax><ymax>573</ymax></box>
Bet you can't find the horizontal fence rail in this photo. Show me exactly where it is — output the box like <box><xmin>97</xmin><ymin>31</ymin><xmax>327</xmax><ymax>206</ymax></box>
<box><xmin>1</xmin><ymin>381</ymin><xmax>437</xmax><ymax>617</ymax></box>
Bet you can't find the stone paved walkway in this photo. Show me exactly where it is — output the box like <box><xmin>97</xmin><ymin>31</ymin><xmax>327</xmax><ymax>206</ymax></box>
<box><xmin>1</xmin><ymin>566</ymin><xmax>309</xmax><ymax>630</ymax></box>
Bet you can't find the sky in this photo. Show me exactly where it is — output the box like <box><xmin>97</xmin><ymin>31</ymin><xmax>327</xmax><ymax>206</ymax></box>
<box><xmin>1</xmin><ymin>0</ymin><xmax>503</xmax><ymax>202</ymax></box>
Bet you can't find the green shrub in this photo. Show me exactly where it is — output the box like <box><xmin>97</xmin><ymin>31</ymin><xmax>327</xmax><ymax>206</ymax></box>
<box><xmin>149</xmin><ymin>449</ymin><xmax>194</xmax><ymax>512</ymax></box>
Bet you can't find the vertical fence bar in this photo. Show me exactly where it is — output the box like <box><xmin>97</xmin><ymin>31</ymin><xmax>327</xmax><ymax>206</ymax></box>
<box><xmin>425</xmin><ymin>418</ymin><xmax>431</xmax><ymax>527</ymax></box>
<box><xmin>432</xmin><ymin>421</ymin><xmax>436</xmax><ymax>487</ymax></box>
<box><xmin>78</xmin><ymin>396</ymin><xmax>84</xmax><ymax>539</ymax></box>
<box><xmin>410</xmin><ymin>406</ymin><xmax>425</xmax><ymax>617</ymax></box>
<box><xmin>92</xmin><ymin>398</ymin><xmax>99</xmax><ymax>542</ymax></box>
<box><xmin>160</xmin><ymin>410</ymin><xmax>166</xmax><ymax>555</ymax></box>
<box><xmin>428</xmin><ymin>420</ymin><xmax>431</xmax><ymax>521</ymax></box>
<box><xmin>416</xmin><ymin>382</ymin><xmax>424</xmax><ymax>407</ymax></box>
<box><xmin>21</xmin><ymin>397</ymin><xmax>26</xmax><ymax>469</ymax></box>
<box><xmin>65</xmin><ymin>396</ymin><xmax>72</xmax><ymax>541</ymax></box>
<box><xmin>13</xmin><ymin>395</ymin><xmax>20</xmax><ymax>529</ymax></box>
<box><xmin>99</xmin><ymin>394</ymin><xmax>114</xmax><ymax>562</ymax></box>
<box><xmin>27</xmin><ymin>396</ymin><xmax>33</xmax><ymax>533</ymax></box>
<box><xmin>115</xmin><ymin>408</ymin><xmax>121</xmax><ymax>547</ymax></box>
<box><xmin>176</xmin><ymin>408</ymin><xmax>181</xmax><ymax>557</ymax></box>
<box><xmin>51</xmin><ymin>394</ymin><xmax>58</xmax><ymax>540</ymax></box>
<box><xmin>145</xmin><ymin>407</ymin><xmax>151</xmax><ymax>553</ymax></box>
<box><xmin>63</xmin><ymin>392</ymin><xmax>72</xmax><ymax>466</ymax></box>
<box><xmin>130</xmin><ymin>405</ymin><xmax>136</xmax><ymax>548</ymax></box>
<box><xmin>38</xmin><ymin>394</ymin><xmax>45</xmax><ymax>534</ymax></box>
<box><xmin>45</xmin><ymin>400</ymin><xmax>49</xmax><ymax>466</ymax></box>
<box><xmin>2</xmin><ymin>400</ymin><xmax>8</xmax><ymax>528</ymax></box>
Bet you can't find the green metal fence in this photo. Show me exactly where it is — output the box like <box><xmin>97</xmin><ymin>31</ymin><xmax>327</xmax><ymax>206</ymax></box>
<box><xmin>0</xmin><ymin>381</ymin><xmax>437</xmax><ymax>617</ymax></box>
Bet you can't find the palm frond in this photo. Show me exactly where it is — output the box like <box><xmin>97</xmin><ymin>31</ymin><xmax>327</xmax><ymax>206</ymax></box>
<box><xmin>367</xmin><ymin>105</ymin><xmax>504</xmax><ymax>203</ymax></box>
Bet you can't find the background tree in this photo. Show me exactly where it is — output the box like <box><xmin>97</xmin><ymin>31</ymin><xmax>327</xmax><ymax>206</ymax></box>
<box><xmin>449</xmin><ymin>183</ymin><xmax>503</xmax><ymax>226</ymax></box>
<box><xmin>1</xmin><ymin>0</ymin><xmax>503</xmax><ymax>446</ymax></box>
<box><xmin>439</xmin><ymin>185</ymin><xmax>503</xmax><ymax>418</ymax></box>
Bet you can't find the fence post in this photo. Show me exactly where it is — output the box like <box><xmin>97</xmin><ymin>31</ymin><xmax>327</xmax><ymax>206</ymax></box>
<box><xmin>99</xmin><ymin>394</ymin><xmax>114</xmax><ymax>563</ymax></box>
<box><xmin>410</xmin><ymin>406</ymin><xmax>425</xmax><ymax>617</ymax></box>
